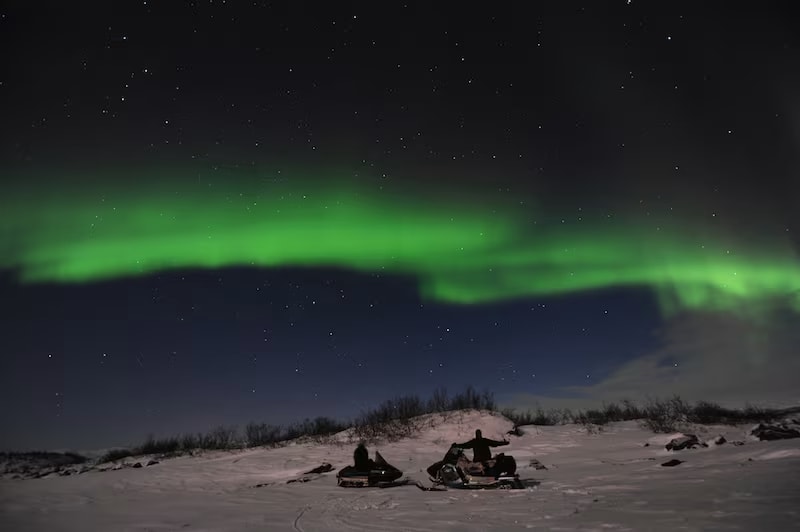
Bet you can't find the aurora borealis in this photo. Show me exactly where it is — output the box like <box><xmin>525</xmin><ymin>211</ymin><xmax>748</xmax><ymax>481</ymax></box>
<box><xmin>1</xmin><ymin>2</ymin><xmax>798</xmax><ymax>450</ymax></box>
<box><xmin>3</xmin><ymin>170</ymin><xmax>798</xmax><ymax>316</ymax></box>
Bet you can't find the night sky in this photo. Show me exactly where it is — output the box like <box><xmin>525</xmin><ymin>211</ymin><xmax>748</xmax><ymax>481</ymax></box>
<box><xmin>2</xmin><ymin>1</ymin><xmax>799</xmax><ymax>450</ymax></box>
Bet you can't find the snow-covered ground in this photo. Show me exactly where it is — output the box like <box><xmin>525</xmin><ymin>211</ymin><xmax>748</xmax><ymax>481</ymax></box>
<box><xmin>2</xmin><ymin>410</ymin><xmax>799</xmax><ymax>531</ymax></box>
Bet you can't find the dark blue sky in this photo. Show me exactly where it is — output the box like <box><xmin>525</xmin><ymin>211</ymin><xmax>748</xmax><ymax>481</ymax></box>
<box><xmin>1</xmin><ymin>1</ymin><xmax>798</xmax><ymax>449</ymax></box>
<box><xmin>1</xmin><ymin>268</ymin><xmax>662</xmax><ymax>449</ymax></box>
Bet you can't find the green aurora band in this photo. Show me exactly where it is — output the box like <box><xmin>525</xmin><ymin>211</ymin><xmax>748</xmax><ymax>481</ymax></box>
<box><xmin>2</xmin><ymin>168</ymin><xmax>799</xmax><ymax>316</ymax></box>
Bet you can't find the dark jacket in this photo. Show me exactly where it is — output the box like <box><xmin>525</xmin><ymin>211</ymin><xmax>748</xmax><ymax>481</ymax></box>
<box><xmin>354</xmin><ymin>444</ymin><xmax>373</xmax><ymax>471</ymax></box>
<box><xmin>455</xmin><ymin>436</ymin><xmax>508</xmax><ymax>463</ymax></box>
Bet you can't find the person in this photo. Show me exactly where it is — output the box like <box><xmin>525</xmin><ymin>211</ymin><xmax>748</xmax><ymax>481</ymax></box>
<box><xmin>353</xmin><ymin>442</ymin><xmax>374</xmax><ymax>471</ymax></box>
<box><xmin>453</xmin><ymin>429</ymin><xmax>509</xmax><ymax>464</ymax></box>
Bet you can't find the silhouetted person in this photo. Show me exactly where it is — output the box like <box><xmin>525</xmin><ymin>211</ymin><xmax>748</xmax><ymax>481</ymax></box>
<box><xmin>454</xmin><ymin>429</ymin><xmax>509</xmax><ymax>463</ymax></box>
<box><xmin>353</xmin><ymin>442</ymin><xmax>374</xmax><ymax>471</ymax></box>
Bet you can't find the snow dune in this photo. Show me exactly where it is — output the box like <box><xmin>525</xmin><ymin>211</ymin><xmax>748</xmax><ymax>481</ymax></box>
<box><xmin>2</xmin><ymin>410</ymin><xmax>799</xmax><ymax>531</ymax></box>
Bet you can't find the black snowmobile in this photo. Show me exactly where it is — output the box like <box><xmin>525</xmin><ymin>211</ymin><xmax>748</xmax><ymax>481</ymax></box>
<box><xmin>426</xmin><ymin>445</ymin><xmax>524</xmax><ymax>489</ymax></box>
<box><xmin>337</xmin><ymin>450</ymin><xmax>404</xmax><ymax>487</ymax></box>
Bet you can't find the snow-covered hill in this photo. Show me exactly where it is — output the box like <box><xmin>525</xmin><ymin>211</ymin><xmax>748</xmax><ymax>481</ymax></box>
<box><xmin>2</xmin><ymin>410</ymin><xmax>799</xmax><ymax>531</ymax></box>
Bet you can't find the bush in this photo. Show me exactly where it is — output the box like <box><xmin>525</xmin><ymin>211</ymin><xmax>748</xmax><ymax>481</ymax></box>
<box><xmin>351</xmin><ymin>386</ymin><xmax>496</xmax><ymax>443</ymax></box>
<box><xmin>307</xmin><ymin>416</ymin><xmax>348</xmax><ymax>437</ymax></box>
<box><xmin>137</xmin><ymin>435</ymin><xmax>180</xmax><ymax>455</ymax></box>
<box><xmin>570</xmin><ymin>400</ymin><xmax>646</xmax><ymax>426</ymax></box>
<box><xmin>427</xmin><ymin>387</ymin><xmax>450</xmax><ymax>412</ymax></box>
<box><xmin>180</xmin><ymin>433</ymin><xmax>199</xmax><ymax>451</ymax></box>
<box><xmin>502</xmin><ymin>396</ymin><xmax>790</xmax><ymax>434</ymax></box>
<box><xmin>352</xmin><ymin>396</ymin><xmax>425</xmax><ymax>442</ymax></box>
<box><xmin>500</xmin><ymin>397</ymin><xmax>709</xmax><ymax>429</ymax></box>
<box><xmin>575</xmin><ymin>408</ymin><xmax>606</xmax><ymax>426</ymax></box>
<box><xmin>743</xmin><ymin>403</ymin><xmax>768</xmax><ymax>419</ymax></box>
<box><xmin>245</xmin><ymin>422</ymin><xmax>283</xmax><ymax>447</ymax></box>
<box><xmin>99</xmin><ymin>448</ymin><xmax>134</xmax><ymax>463</ymax></box>
<box><xmin>501</xmin><ymin>406</ymin><xmax>566</xmax><ymax>426</ymax></box>
<box><xmin>286</xmin><ymin>417</ymin><xmax>348</xmax><ymax>442</ymax></box>
<box><xmin>448</xmin><ymin>386</ymin><xmax>496</xmax><ymax>411</ymax></box>
<box><xmin>638</xmin><ymin>396</ymin><xmax>688</xmax><ymax>433</ymax></box>
<box><xmin>198</xmin><ymin>426</ymin><xmax>240</xmax><ymax>450</ymax></box>
<box><xmin>689</xmin><ymin>400</ymin><xmax>732</xmax><ymax>424</ymax></box>
<box><xmin>619</xmin><ymin>399</ymin><xmax>643</xmax><ymax>420</ymax></box>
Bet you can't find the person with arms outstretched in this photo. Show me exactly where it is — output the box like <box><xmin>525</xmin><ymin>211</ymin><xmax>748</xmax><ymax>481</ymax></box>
<box><xmin>454</xmin><ymin>429</ymin><xmax>509</xmax><ymax>463</ymax></box>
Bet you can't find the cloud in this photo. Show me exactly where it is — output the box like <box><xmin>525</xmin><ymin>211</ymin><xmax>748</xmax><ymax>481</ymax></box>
<box><xmin>505</xmin><ymin>309</ymin><xmax>800</xmax><ymax>410</ymax></box>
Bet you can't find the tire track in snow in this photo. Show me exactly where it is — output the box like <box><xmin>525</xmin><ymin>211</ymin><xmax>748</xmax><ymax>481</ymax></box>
<box><xmin>313</xmin><ymin>491</ymin><xmax>435</xmax><ymax>532</ymax></box>
<box><xmin>292</xmin><ymin>505</ymin><xmax>310</xmax><ymax>531</ymax></box>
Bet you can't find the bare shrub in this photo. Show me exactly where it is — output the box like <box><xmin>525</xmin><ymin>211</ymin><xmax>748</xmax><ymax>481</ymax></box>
<box><xmin>98</xmin><ymin>448</ymin><xmax>134</xmax><ymax>463</ymax></box>
<box><xmin>198</xmin><ymin>426</ymin><xmax>239</xmax><ymax>450</ymax></box>
<box><xmin>245</xmin><ymin>422</ymin><xmax>283</xmax><ymax>447</ymax></box>
<box><xmin>137</xmin><ymin>435</ymin><xmax>180</xmax><ymax>455</ymax></box>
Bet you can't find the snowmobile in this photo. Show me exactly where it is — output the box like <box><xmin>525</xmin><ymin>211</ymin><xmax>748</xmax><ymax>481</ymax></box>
<box><xmin>426</xmin><ymin>445</ymin><xmax>524</xmax><ymax>489</ymax></box>
<box><xmin>336</xmin><ymin>450</ymin><xmax>404</xmax><ymax>487</ymax></box>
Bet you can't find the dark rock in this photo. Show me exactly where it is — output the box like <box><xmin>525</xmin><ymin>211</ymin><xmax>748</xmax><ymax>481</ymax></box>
<box><xmin>529</xmin><ymin>459</ymin><xmax>548</xmax><ymax>470</ymax></box>
<box><xmin>507</xmin><ymin>426</ymin><xmax>523</xmax><ymax>437</ymax></box>
<box><xmin>304</xmin><ymin>463</ymin><xmax>332</xmax><ymax>474</ymax></box>
<box><xmin>33</xmin><ymin>468</ymin><xmax>55</xmax><ymax>479</ymax></box>
<box><xmin>665</xmin><ymin>434</ymin><xmax>701</xmax><ymax>451</ymax></box>
<box><xmin>146</xmin><ymin>459</ymin><xmax>159</xmax><ymax>467</ymax></box>
<box><xmin>59</xmin><ymin>470</ymin><xmax>72</xmax><ymax>476</ymax></box>
<box><xmin>714</xmin><ymin>436</ymin><xmax>727</xmax><ymax>445</ymax></box>
<box><xmin>750</xmin><ymin>424</ymin><xmax>800</xmax><ymax>441</ymax></box>
<box><xmin>643</xmin><ymin>443</ymin><xmax>650</xmax><ymax>447</ymax></box>
<box><xmin>661</xmin><ymin>459</ymin><xmax>684</xmax><ymax>467</ymax></box>
<box><xmin>132</xmin><ymin>462</ymin><xmax>143</xmax><ymax>469</ymax></box>
<box><xmin>732</xmin><ymin>441</ymin><xmax>745</xmax><ymax>446</ymax></box>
